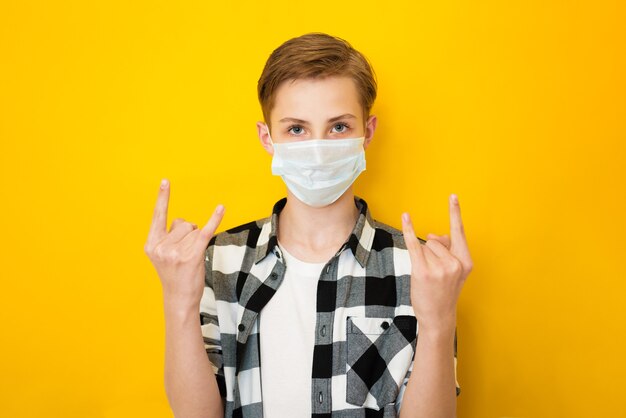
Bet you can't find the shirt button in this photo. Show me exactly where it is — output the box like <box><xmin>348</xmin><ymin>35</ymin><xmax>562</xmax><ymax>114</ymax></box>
<box><xmin>320</xmin><ymin>325</ymin><xmax>326</xmax><ymax>337</ymax></box>
<box><xmin>238</xmin><ymin>323</ymin><xmax>245</xmax><ymax>331</ymax></box>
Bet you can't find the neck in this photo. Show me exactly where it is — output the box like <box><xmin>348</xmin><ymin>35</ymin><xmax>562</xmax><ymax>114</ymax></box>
<box><xmin>277</xmin><ymin>188</ymin><xmax>360</xmax><ymax>262</ymax></box>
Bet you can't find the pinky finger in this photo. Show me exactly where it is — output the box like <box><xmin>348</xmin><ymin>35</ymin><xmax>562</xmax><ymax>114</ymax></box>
<box><xmin>199</xmin><ymin>205</ymin><xmax>225</xmax><ymax>244</ymax></box>
<box><xmin>401</xmin><ymin>212</ymin><xmax>426</xmax><ymax>266</ymax></box>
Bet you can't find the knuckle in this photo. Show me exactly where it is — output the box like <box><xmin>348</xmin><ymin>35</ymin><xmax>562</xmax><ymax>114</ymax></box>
<box><xmin>180</xmin><ymin>220</ymin><xmax>196</xmax><ymax>230</ymax></box>
<box><xmin>449</xmin><ymin>258</ymin><xmax>462</xmax><ymax>272</ymax></box>
<box><xmin>167</xmin><ymin>249</ymin><xmax>181</xmax><ymax>263</ymax></box>
<box><xmin>169</xmin><ymin>218</ymin><xmax>185</xmax><ymax>229</ymax></box>
<box><xmin>426</xmin><ymin>239</ymin><xmax>442</xmax><ymax>249</ymax></box>
<box><xmin>153</xmin><ymin>245</ymin><xmax>163</xmax><ymax>258</ymax></box>
<box><xmin>438</xmin><ymin>264</ymin><xmax>449</xmax><ymax>277</ymax></box>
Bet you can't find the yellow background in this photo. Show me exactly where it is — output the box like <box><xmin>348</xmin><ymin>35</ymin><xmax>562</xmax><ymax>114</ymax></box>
<box><xmin>1</xmin><ymin>0</ymin><xmax>624</xmax><ymax>417</ymax></box>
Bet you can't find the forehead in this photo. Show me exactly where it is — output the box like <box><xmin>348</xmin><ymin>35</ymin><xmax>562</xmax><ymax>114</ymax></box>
<box><xmin>271</xmin><ymin>76</ymin><xmax>362</xmax><ymax>122</ymax></box>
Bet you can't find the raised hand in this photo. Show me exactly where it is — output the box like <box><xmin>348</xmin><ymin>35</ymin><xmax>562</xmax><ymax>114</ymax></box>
<box><xmin>144</xmin><ymin>179</ymin><xmax>225</xmax><ymax>311</ymax></box>
<box><xmin>401</xmin><ymin>194</ymin><xmax>473</xmax><ymax>332</ymax></box>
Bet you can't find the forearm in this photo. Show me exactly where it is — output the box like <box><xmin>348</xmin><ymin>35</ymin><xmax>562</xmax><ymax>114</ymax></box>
<box><xmin>399</xmin><ymin>323</ymin><xmax>457</xmax><ymax>418</ymax></box>
<box><xmin>163</xmin><ymin>300</ymin><xmax>224</xmax><ymax>418</ymax></box>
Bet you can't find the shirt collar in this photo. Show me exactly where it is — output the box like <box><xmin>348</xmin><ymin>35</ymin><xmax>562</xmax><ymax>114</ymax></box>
<box><xmin>254</xmin><ymin>195</ymin><xmax>376</xmax><ymax>268</ymax></box>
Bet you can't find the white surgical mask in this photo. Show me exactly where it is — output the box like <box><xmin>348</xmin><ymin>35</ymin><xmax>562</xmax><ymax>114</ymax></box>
<box><xmin>268</xmin><ymin>129</ymin><xmax>366</xmax><ymax>207</ymax></box>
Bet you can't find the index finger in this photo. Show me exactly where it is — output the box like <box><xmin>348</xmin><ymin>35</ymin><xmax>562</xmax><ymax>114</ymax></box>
<box><xmin>148</xmin><ymin>179</ymin><xmax>170</xmax><ymax>242</ymax></box>
<box><xmin>449</xmin><ymin>193</ymin><xmax>469</xmax><ymax>255</ymax></box>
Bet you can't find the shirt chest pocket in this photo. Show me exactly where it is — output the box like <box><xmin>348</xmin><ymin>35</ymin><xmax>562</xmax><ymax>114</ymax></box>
<box><xmin>345</xmin><ymin>315</ymin><xmax>417</xmax><ymax>410</ymax></box>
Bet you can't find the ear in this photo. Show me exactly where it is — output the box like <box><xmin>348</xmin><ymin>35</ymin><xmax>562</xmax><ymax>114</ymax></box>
<box><xmin>363</xmin><ymin>114</ymin><xmax>377</xmax><ymax>150</ymax></box>
<box><xmin>256</xmin><ymin>121</ymin><xmax>274</xmax><ymax>156</ymax></box>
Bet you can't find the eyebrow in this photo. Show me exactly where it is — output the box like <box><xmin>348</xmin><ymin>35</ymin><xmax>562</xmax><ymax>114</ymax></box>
<box><xmin>278</xmin><ymin>113</ymin><xmax>357</xmax><ymax>124</ymax></box>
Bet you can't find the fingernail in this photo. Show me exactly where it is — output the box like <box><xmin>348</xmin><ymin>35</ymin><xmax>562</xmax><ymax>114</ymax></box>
<box><xmin>160</xmin><ymin>178</ymin><xmax>169</xmax><ymax>189</ymax></box>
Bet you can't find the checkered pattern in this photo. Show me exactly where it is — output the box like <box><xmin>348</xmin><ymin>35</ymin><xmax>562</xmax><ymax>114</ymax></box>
<box><xmin>200</xmin><ymin>196</ymin><xmax>461</xmax><ymax>418</ymax></box>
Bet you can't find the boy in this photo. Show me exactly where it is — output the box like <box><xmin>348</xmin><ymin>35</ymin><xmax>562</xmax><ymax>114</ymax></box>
<box><xmin>145</xmin><ymin>33</ymin><xmax>473</xmax><ymax>418</ymax></box>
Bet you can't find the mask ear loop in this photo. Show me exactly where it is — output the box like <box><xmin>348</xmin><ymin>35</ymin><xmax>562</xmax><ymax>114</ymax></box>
<box><xmin>266</xmin><ymin>125</ymin><xmax>274</xmax><ymax>146</ymax></box>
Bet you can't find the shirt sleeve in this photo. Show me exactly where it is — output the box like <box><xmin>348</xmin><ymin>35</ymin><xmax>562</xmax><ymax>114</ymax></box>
<box><xmin>199</xmin><ymin>241</ymin><xmax>227</xmax><ymax>398</ymax></box>
<box><xmin>454</xmin><ymin>328</ymin><xmax>461</xmax><ymax>396</ymax></box>
<box><xmin>394</xmin><ymin>327</ymin><xmax>461</xmax><ymax>414</ymax></box>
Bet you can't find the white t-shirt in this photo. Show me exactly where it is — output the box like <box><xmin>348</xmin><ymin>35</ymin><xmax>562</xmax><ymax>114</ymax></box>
<box><xmin>259</xmin><ymin>241</ymin><xmax>326</xmax><ymax>418</ymax></box>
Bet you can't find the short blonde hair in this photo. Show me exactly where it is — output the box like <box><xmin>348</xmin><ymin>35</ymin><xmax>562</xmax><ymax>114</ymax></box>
<box><xmin>257</xmin><ymin>32</ymin><xmax>377</xmax><ymax>126</ymax></box>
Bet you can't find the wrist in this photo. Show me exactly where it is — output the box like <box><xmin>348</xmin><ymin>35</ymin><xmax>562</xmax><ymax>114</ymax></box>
<box><xmin>418</xmin><ymin>322</ymin><xmax>456</xmax><ymax>340</ymax></box>
<box><xmin>163</xmin><ymin>296</ymin><xmax>199</xmax><ymax>320</ymax></box>
<box><xmin>416</xmin><ymin>314</ymin><xmax>457</xmax><ymax>337</ymax></box>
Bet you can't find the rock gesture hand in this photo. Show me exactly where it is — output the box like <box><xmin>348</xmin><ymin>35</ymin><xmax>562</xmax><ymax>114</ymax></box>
<box><xmin>401</xmin><ymin>194</ymin><xmax>473</xmax><ymax>332</ymax></box>
<box><xmin>144</xmin><ymin>179</ymin><xmax>225</xmax><ymax>310</ymax></box>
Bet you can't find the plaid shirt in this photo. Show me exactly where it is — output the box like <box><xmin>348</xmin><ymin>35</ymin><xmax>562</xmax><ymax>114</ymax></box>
<box><xmin>200</xmin><ymin>196</ymin><xmax>460</xmax><ymax>418</ymax></box>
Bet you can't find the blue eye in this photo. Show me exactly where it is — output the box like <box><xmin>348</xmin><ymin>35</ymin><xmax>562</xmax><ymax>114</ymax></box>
<box><xmin>288</xmin><ymin>126</ymin><xmax>304</xmax><ymax>135</ymax></box>
<box><xmin>332</xmin><ymin>123</ymin><xmax>349</xmax><ymax>133</ymax></box>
